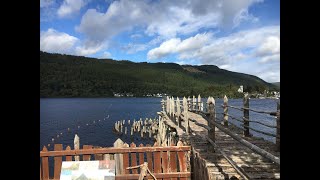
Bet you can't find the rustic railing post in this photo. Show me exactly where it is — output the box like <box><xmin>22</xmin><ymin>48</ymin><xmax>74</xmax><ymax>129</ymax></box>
<box><xmin>166</xmin><ymin>96</ymin><xmax>170</xmax><ymax>114</ymax></box>
<box><xmin>74</xmin><ymin>134</ymin><xmax>80</xmax><ymax>161</ymax></box>
<box><xmin>198</xmin><ymin>94</ymin><xmax>201</xmax><ymax>111</ymax></box>
<box><xmin>276</xmin><ymin>101</ymin><xmax>280</xmax><ymax>151</ymax></box>
<box><xmin>243</xmin><ymin>93</ymin><xmax>250</xmax><ymax>137</ymax></box>
<box><xmin>187</xmin><ymin>97</ymin><xmax>191</xmax><ymax>111</ymax></box>
<box><xmin>171</xmin><ymin>96</ymin><xmax>175</xmax><ymax>121</ymax></box>
<box><xmin>114</xmin><ymin>138</ymin><xmax>124</xmax><ymax>175</ymax></box>
<box><xmin>176</xmin><ymin>97</ymin><xmax>181</xmax><ymax>126</ymax></box>
<box><xmin>223</xmin><ymin>95</ymin><xmax>229</xmax><ymax>127</ymax></box>
<box><xmin>183</xmin><ymin>96</ymin><xmax>189</xmax><ymax>135</ymax></box>
<box><xmin>161</xmin><ymin>99</ymin><xmax>165</xmax><ymax>112</ymax></box>
<box><xmin>193</xmin><ymin>95</ymin><xmax>196</xmax><ymax>110</ymax></box>
<box><xmin>208</xmin><ymin>97</ymin><xmax>216</xmax><ymax>142</ymax></box>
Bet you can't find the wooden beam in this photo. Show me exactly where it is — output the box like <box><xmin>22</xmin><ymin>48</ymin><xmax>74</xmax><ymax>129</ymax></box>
<box><xmin>115</xmin><ymin>172</ymin><xmax>191</xmax><ymax>179</ymax></box>
<box><xmin>42</xmin><ymin>145</ymin><xmax>188</xmax><ymax>156</ymax></box>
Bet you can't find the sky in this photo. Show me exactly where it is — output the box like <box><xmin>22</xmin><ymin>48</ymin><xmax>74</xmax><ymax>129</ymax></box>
<box><xmin>40</xmin><ymin>0</ymin><xmax>280</xmax><ymax>83</ymax></box>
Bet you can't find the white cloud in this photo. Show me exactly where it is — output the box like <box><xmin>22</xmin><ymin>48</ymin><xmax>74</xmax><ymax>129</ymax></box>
<box><xmin>122</xmin><ymin>43</ymin><xmax>148</xmax><ymax>54</ymax></box>
<box><xmin>57</xmin><ymin>0</ymin><xmax>87</xmax><ymax>18</ymax></box>
<box><xmin>130</xmin><ymin>34</ymin><xmax>142</xmax><ymax>39</ymax></box>
<box><xmin>76</xmin><ymin>0</ymin><xmax>261</xmax><ymax>47</ymax></box>
<box><xmin>40</xmin><ymin>0</ymin><xmax>54</xmax><ymax>8</ymax></box>
<box><xmin>75</xmin><ymin>44</ymin><xmax>103</xmax><ymax>56</ymax></box>
<box><xmin>147</xmin><ymin>33</ymin><xmax>212</xmax><ymax>60</ymax></box>
<box><xmin>147</xmin><ymin>26</ymin><xmax>280</xmax><ymax>82</ymax></box>
<box><xmin>147</xmin><ymin>38</ymin><xmax>181</xmax><ymax>59</ymax></box>
<box><xmin>256</xmin><ymin>36</ymin><xmax>280</xmax><ymax>56</ymax></box>
<box><xmin>40</xmin><ymin>28</ymin><xmax>79</xmax><ymax>53</ymax></box>
<box><xmin>100</xmin><ymin>51</ymin><xmax>112</xmax><ymax>59</ymax></box>
<box><xmin>258</xmin><ymin>54</ymin><xmax>280</xmax><ymax>63</ymax></box>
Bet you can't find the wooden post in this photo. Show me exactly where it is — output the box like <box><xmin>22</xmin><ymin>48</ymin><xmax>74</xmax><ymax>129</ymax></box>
<box><xmin>176</xmin><ymin>97</ymin><xmax>181</xmax><ymax>126</ymax></box>
<box><xmin>171</xmin><ymin>96</ymin><xmax>175</xmax><ymax>121</ymax></box>
<box><xmin>41</xmin><ymin>146</ymin><xmax>49</xmax><ymax>180</ymax></box>
<box><xmin>193</xmin><ymin>95</ymin><xmax>196</xmax><ymax>110</ymax></box>
<box><xmin>208</xmin><ymin>97</ymin><xmax>216</xmax><ymax>142</ymax></box>
<box><xmin>182</xmin><ymin>97</ymin><xmax>189</xmax><ymax>135</ymax></box>
<box><xmin>166</xmin><ymin>96</ymin><xmax>170</xmax><ymax>114</ymax></box>
<box><xmin>223</xmin><ymin>95</ymin><xmax>229</xmax><ymax>127</ymax></box>
<box><xmin>187</xmin><ymin>97</ymin><xmax>191</xmax><ymax>111</ymax></box>
<box><xmin>243</xmin><ymin>93</ymin><xmax>250</xmax><ymax>137</ymax></box>
<box><xmin>74</xmin><ymin>134</ymin><xmax>80</xmax><ymax>161</ymax></box>
<box><xmin>186</xmin><ymin>110</ymin><xmax>189</xmax><ymax>135</ymax></box>
<box><xmin>54</xmin><ymin>144</ymin><xmax>63</xmax><ymax>179</ymax></box>
<box><xmin>206</xmin><ymin>97</ymin><xmax>210</xmax><ymax>113</ymax></box>
<box><xmin>123</xmin><ymin>143</ymin><xmax>130</xmax><ymax>174</ymax></box>
<box><xmin>161</xmin><ymin>99</ymin><xmax>165</xmax><ymax>112</ymax></box>
<box><xmin>114</xmin><ymin>138</ymin><xmax>124</xmax><ymax>175</ymax></box>
<box><xmin>276</xmin><ymin>101</ymin><xmax>280</xmax><ymax>151</ymax></box>
<box><xmin>198</xmin><ymin>94</ymin><xmax>201</xmax><ymax>111</ymax></box>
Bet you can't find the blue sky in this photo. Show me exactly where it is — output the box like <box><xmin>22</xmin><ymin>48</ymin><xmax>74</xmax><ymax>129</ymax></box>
<box><xmin>40</xmin><ymin>0</ymin><xmax>280</xmax><ymax>82</ymax></box>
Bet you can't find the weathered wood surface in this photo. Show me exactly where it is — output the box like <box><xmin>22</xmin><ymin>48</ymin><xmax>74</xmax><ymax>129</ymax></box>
<box><xmin>163</xmin><ymin>110</ymin><xmax>280</xmax><ymax>179</ymax></box>
<box><xmin>54</xmin><ymin>144</ymin><xmax>63</xmax><ymax>179</ymax></box>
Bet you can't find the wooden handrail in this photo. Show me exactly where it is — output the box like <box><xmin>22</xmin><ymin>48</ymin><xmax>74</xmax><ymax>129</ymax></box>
<box><xmin>40</xmin><ymin>146</ymin><xmax>191</xmax><ymax>157</ymax></box>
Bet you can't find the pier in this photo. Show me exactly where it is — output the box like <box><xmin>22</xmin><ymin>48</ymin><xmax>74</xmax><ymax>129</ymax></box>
<box><xmin>40</xmin><ymin>94</ymin><xmax>280</xmax><ymax>179</ymax></box>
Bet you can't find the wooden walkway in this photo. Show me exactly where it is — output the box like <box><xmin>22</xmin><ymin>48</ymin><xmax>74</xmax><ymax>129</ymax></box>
<box><xmin>160</xmin><ymin>111</ymin><xmax>280</xmax><ymax>179</ymax></box>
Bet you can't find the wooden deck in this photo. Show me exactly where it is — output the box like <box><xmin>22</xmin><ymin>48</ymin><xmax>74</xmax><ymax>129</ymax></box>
<box><xmin>160</xmin><ymin>111</ymin><xmax>280</xmax><ymax>179</ymax></box>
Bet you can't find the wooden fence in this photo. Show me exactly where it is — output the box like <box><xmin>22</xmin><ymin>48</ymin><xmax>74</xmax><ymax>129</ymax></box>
<box><xmin>161</xmin><ymin>94</ymin><xmax>280</xmax><ymax>165</ymax></box>
<box><xmin>40</xmin><ymin>139</ymin><xmax>191</xmax><ymax>180</ymax></box>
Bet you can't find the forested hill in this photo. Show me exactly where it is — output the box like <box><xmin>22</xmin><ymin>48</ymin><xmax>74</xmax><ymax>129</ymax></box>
<box><xmin>40</xmin><ymin>51</ymin><xmax>278</xmax><ymax>98</ymax></box>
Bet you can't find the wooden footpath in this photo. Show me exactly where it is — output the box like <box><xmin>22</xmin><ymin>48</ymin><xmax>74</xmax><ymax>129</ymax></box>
<box><xmin>159</xmin><ymin>95</ymin><xmax>280</xmax><ymax>180</ymax></box>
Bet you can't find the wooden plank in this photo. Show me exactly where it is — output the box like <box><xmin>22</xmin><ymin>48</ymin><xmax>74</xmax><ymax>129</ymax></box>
<box><xmin>104</xmin><ymin>154</ymin><xmax>110</xmax><ymax>160</ymax></box>
<box><xmin>177</xmin><ymin>141</ymin><xmax>187</xmax><ymax>180</ymax></box>
<box><xmin>162</xmin><ymin>150</ymin><xmax>169</xmax><ymax>180</ymax></box>
<box><xmin>146</xmin><ymin>144</ymin><xmax>153</xmax><ymax>172</ymax></box>
<box><xmin>40</xmin><ymin>163</ymin><xmax>42</xmax><ymax>180</ymax></box>
<box><xmin>94</xmin><ymin>146</ymin><xmax>103</xmax><ymax>160</ymax></box>
<box><xmin>40</xmin><ymin>146</ymin><xmax>191</xmax><ymax>157</ymax></box>
<box><xmin>41</xmin><ymin>146</ymin><xmax>49</xmax><ymax>180</ymax></box>
<box><xmin>54</xmin><ymin>144</ymin><xmax>63</xmax><ymax>179</ymax></box>
<box><xmin>65</xmin><ymin>146</ymin><xmax>72</xmax><ymax>161</ymax></box>
<box><xmin>138</xmin><ymin>144</ymin><xmax>144</xmax><ymax>174</ymax></box>
<box><xmin>130</xmin><ymin>143</ymin><xmax>138</xmax><ymax>174</ymax></box>
<box><xmin>115</xmin><ymin>172</ymin><xmax>191</xmax><ymax>179</ymax></box>
<box><xmin>153</xmin><ymin>142</ymin><xmax>161</xmax><ymax>174</ymax></box>
<box><xmin>169</xmin><ymin>142</ymin><xmax>178</xmax><ymax>180</ymax></box>
<box><xmin>123</xmin><ymin>143</ymin><xmax>130</xmax><ymax>174</ymax></box>
<box><xmin>83</xmin><ymin>145</ymin><xmax>92</xmax><ymax>161</ymax></box>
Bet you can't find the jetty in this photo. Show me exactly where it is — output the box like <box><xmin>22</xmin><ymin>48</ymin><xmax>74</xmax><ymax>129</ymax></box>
<box><xmin>40</xmin><ymin>94</ymin><xmax>280</xmax><ymax>179</ymax></box>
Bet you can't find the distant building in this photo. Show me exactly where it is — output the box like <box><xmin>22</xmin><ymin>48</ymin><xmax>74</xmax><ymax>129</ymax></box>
<box><xmin>238</xmin><ymin>85</ymin><xmax>243</xmax><ymax>93</ymax></box>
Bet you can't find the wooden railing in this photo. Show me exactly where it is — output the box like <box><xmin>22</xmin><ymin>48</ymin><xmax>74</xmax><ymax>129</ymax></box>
<box><xmin>40</xmin><ymin>141</ymin><xmax>191</xmax><ymax>180</ymax></box>
<box><xmin>161</xmin><ymin>94</ymin><xmax>280</xmax><ymax>165</ymax></box>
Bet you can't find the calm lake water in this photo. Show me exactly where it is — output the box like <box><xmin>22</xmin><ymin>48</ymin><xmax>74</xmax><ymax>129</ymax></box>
<box><xmin>40</xmin><ymin>97</ymin><xmax>279</xmax><ymax>151</ymax></box>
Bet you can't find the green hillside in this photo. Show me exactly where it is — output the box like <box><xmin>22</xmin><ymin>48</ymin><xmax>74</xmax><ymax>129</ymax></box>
<box><xmin>272</xmin><ymin>82</ymin><xmax>280</xmax><ymax>89</ymax></box>
<box><xmin>40</xmin><ymin>51</ymin><xmax>278</xmax><ymax>98</ymax></box>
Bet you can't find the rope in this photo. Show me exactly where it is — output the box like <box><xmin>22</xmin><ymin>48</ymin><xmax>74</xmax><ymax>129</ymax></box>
<box><xmin>126</xmin><ymin>162</ymin><xmax>157</xmax><ymax>180</ymax></box>
<box><xmin>218</xmin><ymin>112</ymin><xmax>278</xmax><ymax>129</ymax></box>
<box><xmin>222</xmin><ymin>105</ymin><xmax>278</xmax><ymax>116</ymax></box>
